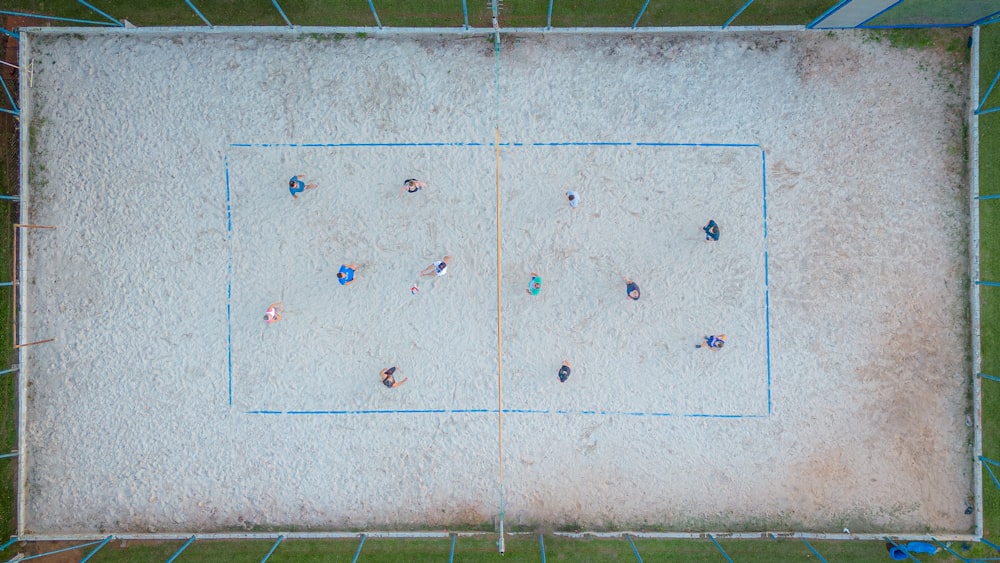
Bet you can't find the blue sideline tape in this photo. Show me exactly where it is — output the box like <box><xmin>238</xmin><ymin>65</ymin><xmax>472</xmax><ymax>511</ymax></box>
<box><xmin>225</xmin><ymin>155</ymin><xmax>233</xmax><ymax>406</ymax></box>
<box><xmin>763</xmin><ymin>149</ymin><xmax>771</xmax><ymax>414</ymax></box>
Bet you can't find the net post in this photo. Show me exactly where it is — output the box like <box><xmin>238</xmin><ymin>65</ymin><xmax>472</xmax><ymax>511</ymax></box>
<box><xmin>461</xmin><ymin>0</ymin><xmax>469</xmax><ymax>30</ymax></box>
<box><xmin>448</xmin><ymin>533</ymin><xmax>457</xmax><ymax>563</ymax></box>
<box><xmin>0</xmin><ymin>537</ymin><xmax>17</xmax><ymax>552</ymax></box>
<box><xmin>546</xmin><ymin>0</ymin><xmax>554</xmax><ymax>30</ymax></box>
<box><xmin>539</xmin><ymin>534</ymin><xmax>546</xmax><ymax>562</ymax></box>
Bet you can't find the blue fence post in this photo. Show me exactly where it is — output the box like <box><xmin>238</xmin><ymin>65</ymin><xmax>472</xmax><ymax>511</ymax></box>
<box><xmin>0</xmin><ymin>366</ymin><xmax>17</xmax><ymax>375</ymax></box>
<box><xmin>977</xmin><ymin>68</ymin><xmax>1000</xmax><ymax>113</ymax></box>
<box><xmin>977</xmin><ymin>281</ymin><xmax>1000</xmax><ymax>287</ymax></box>
<box><xmin>723</xmin><ymin>0</ymin><xmax>754</xmax><ymax>28</ymax></box>
<box><xmin>0</xmin><ymin>453</ymin><xmax>17</xmax><ymax>459</ymax></box>
<box><xmin>801</xmin><ymin>538</ymin><xmax>828</xmax><ymax>563</ymax></box>
<box><xmin>981</xmin><ymin>456</ymin><xmax>1000</xmax><ymax>491</ymax></box>
<box><xmin>856</xmin><ymin>0</ymin><xmax>904</xmax><ymax>28</ymax></box>
<box><xmin>77</xmin><ymin>0</ymin><xmax>123</xmax><ymax>26</ymax></box>
<box><xmin>979</xmin><ymin>372</ymin><xmax>1000</xmax><ymax>383</ymax></box>
<box><xmin>625</xmin><ymin>534</ymin><xmax>643</xmax><ymax>562</ymax></box>
<box><xmin>0</xmin><ymin>108</ymin><xmax>17</xmax><ymax>117</ymax></box>
<box><xmin>0</xmin><ymin>537</ymin><xmax>17</xmax><ymax>552</ymax></box>
<box><xmin>271</xmin><ymin>0</ymin><xmax>293</xmax><ymax>28</ymax></box>
<box><xmin>807</xmin><ymin>0</ymin><xmax>852</xmax><ymax>29</ymax></box>
<box><xmin>546</xmin><ymin>0</ymin><xmax>554</xmax><ymax>29</ymax></box>
<box><xmin>79</xmin><ymin>535</ymin><xmax>113</xmax><ymax>563</ymax></box>
<box><xmin>973</xmin><ymin>9</ymin><xmax>1000</xmax><ymax>26</ymax></box>
<box><xmin>16</xmin><ymin>540</ymin><xmax>102</xmax><ymax>562</ymax></box>
<box><xmin>538</xmin><ymin>534</ymin><xmax>546</xmax><ymax>563</ymax></box>
<box><xmin>260</xmin><ymin>535</ymin><xmax>284</xmax><ymax>562</ymax></box>
<box><xmin>0</xmin><ymin>28</ymin><xmax>17</xmax><ymax>40</ymax></box>
<box><xmin>184</xmin><ymin>0</ymin><xmax>213</xmax><ymax>27</ymax></box>
<box><xmin>367</xmin><ymin>0</ymin><xmax>383</xmax><ymax>29</ymax></box>
<box><xmin>166</xmin><ymin>535</ymin><xmax>196</xmax><ymax>563</ymax></box>
<box><xmin>632</xmin><ymin>0</ymin><xmax>651</xmax><ymax>29</ymax></box>
<box><xmin>448</xmin><ymin>533</ymin><xmax>457</xmax><ymax>563</ymax></box>
<box><xmin>981</xmin><ymin>537</ymin><xmax>1000</xmax><ymax>553</ymax></box>
<box><xmin>0</xmin><ymin>11</ymin><xmax>118</xmax><ymax>26</ymax></box>
<box><xmin>0</xmin><ymin>75</ymin><xmax>16</xmax><ymax>115</ymax></box>
<box><xmin>461</xmin><ymin>0</ymin><xmax>469</xmax><ymax>29</ymax></box>
<box><xmin>351</xmin><ymin>534</ymin><xmax>367</xmax><ymax>563</ymax></box>
<box><xmin>708</xmin><ymin>535</ymin><xmax>734</xmax><ymax>563</ymax></box>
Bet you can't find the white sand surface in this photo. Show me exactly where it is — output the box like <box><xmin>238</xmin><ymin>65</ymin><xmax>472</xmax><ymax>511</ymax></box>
<box><xmin>21</xmin><ymin>29</ymin><xmax>970</xmax><ymax>534</ymax></box>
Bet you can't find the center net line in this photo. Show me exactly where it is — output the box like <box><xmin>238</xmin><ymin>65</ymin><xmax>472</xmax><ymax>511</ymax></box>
<box><xmin>491</xmin><ymin>0</ymin><xmax>505</xmax><ymax>555</ymax></box>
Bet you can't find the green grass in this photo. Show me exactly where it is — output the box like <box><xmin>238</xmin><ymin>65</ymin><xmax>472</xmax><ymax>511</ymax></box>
<box><xmin>0</xmin><ymin>535</ymin><xmax>951</xmax><ymax>561</ymax></box>
<box><xmin>981</xmin><ymin>16</ymin><xmax>1000</xmax><ymax>547</ymax></box>
<box><xmin>4</xmin><ymin>0</ymin><xmax>842</xmax><ymax>28</ymax></box>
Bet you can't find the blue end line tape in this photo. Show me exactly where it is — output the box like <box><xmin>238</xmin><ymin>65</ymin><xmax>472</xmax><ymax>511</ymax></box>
<box><xmin>762</xmin><ymin>149</ymin><xmax>771</xmax><ymax>414</ymax></box>
<box><xmin>229</xmin><ymin>141</ymin><xmax>760</xmax><ymax>149</ymax></box>
<box><xmin>225</xmin><ymin>154</ymin><xmax>233</xmax><ymax>407</ymax></box>
<box><xmin>246</xmin><ymin>409</ymin><xmax>763</xmax><ymax>418</ymax></box>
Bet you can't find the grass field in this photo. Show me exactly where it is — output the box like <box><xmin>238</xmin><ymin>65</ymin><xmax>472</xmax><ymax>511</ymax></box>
<box><xmin>0</xmin><ymin>2</ymin><xmax>995</xmax><ymax>561</ymax></box>
<box><xmin>2</xmin><ymin>0</ymin><xmax>836</xmax><ymax>28</ymax></box>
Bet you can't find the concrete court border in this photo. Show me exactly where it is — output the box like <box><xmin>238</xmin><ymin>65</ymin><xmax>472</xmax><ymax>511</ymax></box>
<box><xmin>13</xmin><ymin>25</ymin><xmax>983</xmax><ymax>547</ymax></box>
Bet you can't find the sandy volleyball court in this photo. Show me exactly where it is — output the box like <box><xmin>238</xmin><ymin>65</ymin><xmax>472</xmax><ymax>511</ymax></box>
<box><xmin>19</xmin><ymin>29</ymin><xmax>970</xmax><ymax>534</ymax></box>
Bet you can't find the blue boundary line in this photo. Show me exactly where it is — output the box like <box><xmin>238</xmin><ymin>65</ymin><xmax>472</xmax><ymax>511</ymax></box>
<box><xmin>230</xmin><ymin>142</ymin><xmax>769</xmax><ymax>419</ymax></box>
<box><xmin>246</xmin><ymin>408</ymin><xmax>769</xmax><ymax>418</ymax></box>
<box><xmin>229</xmin><ymin>141</ymin><xmax>761</xmax><ymax>148</ymax></box>
<box><xmin>225</xmin><ymin>155</ymin><xmax>233</xmax><ymax>407</ymax></box>
<box><xmin>762</xmin><ymin>149</ymin><xmax>771</xmax><ymax>414</ymax></box>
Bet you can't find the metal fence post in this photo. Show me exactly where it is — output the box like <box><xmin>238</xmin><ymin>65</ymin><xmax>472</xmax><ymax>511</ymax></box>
<box><xmin>184</xmin><ymin>0</ymin><xmax>213</xmax><ymax>27</ymax></box>
<box><xmin>367</xmin><ymin>0</ymin><xmax>383</xmax><ymax>29</ymax></box>
<box><xmin>76</xmin><ymin>0</ymin><xmax>123</xmax><ymax>26</ymax></box>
